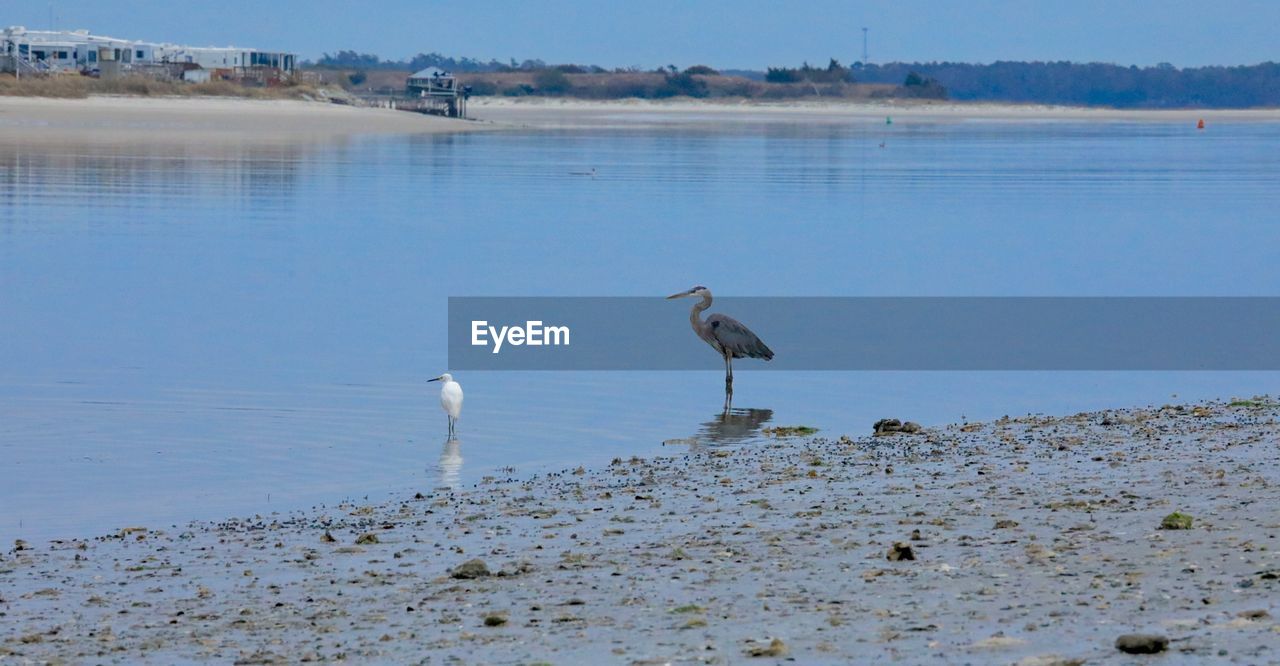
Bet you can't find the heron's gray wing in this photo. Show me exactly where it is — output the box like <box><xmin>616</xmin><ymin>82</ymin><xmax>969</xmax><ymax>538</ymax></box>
<box><xmin>706</xmin><ymin>313</ymin><xmax>774</xmax><ymax>360</ymax></box>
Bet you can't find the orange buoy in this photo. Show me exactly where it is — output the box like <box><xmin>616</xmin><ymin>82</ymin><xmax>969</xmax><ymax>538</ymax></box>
<box><xmin>1197</xmin><ymin>119</ymin><xmax>1205</xmax><ymax>129</ymax></box>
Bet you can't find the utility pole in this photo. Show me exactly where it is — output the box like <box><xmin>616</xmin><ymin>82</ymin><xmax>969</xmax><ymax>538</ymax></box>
<box><xmin>861</xmin><ymin>27</ymin><xmax>869</xmax><ymax>64</ymax></box>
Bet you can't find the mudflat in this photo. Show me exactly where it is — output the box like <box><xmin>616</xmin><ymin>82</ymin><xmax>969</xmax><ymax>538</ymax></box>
<box><xmin>2</xmin><ymin>399</ymin><xmax>1277</xmax><ymax>663</ymax></box>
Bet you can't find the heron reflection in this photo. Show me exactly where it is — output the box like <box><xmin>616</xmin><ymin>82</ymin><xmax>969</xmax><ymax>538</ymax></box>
<box><xmin>437</xmin><ymin>438</ymin><xmax>463</xmax><ymax>488</ymax></box>
<box><xmin>664</xmin><ymin>385</ymin><xmax>774</xmax><ymax>449</ymax></box>
<box><xmin>698</xmin><ymin>407</ymin><xmax>774</xmax><ymax>445</ymax></box>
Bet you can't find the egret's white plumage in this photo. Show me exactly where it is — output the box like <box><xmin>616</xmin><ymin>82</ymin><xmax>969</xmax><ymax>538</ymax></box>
<box><xmin>429</xmin><ymin>373</ymin><xmax>463</xmax><ymax>436</ymax></box>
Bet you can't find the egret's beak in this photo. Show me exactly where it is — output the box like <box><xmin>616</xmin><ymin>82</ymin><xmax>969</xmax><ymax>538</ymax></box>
<box><xmin>427</xmin><ymin>376</ymin><xmax>442</xmax><ymax>382</ymax></box>
<box><xmin>666</xmin><ymin>290</ymin><xmax>693</xmax><ymax>300</ymax></box>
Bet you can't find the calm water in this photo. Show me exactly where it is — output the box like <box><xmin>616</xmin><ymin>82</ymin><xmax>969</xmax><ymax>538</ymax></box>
<box><xmin>2</xmin><ymin>118</ymin><xmax>1278</xmax><ymax>542</ymax></box>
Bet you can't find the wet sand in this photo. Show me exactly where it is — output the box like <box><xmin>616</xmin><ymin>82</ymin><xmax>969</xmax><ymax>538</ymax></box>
<box><xmin>0</xmin><ymin>96</ymin><xmax>488</xmax><ymax>142</ymax></box>
<box><xmin>2</xmin><ymin>399</ymin><xmax>1277</xmax><ymax>663</ymax></box>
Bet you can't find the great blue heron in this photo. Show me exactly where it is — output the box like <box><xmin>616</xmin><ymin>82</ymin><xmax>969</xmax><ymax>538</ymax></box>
<box><xmin>667</xmin><ymin>286</ymin><xmax>774</xmax><ymax>392</ymax></box>
<box><xmin>428</xmin><ymin>373</ymin><xmax>463</xmax><ymax>437</ymax></box>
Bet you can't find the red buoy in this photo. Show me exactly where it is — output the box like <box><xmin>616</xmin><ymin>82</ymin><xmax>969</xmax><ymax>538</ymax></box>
<box><xmin>1197</xmin><ymin>119</ymin><xmax>1205</xmax><ymax>129</ymax></box>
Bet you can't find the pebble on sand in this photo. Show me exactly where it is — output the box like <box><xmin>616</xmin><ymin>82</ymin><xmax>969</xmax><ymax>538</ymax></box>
<box><xmin>451</xmin><ymin>558</ymin><xmax>491</xmax><ymax>579</ymax></box>
<box><xmin>1160</xmin><ymin>512</ymin><xmax>1194</xmax><ymax>530</ymax></box>
<box><xmin>1114</xmin><ymin>633</ymin><xmax>1169</xmax><ymax>654</ymax></box>
<box><xmin>887</xmin><ymin>542</ymin><xmax>916</xmax><ymax>561</ymax></box>
<box><xmin>746</xmin><ymin>637</ymin><xmax>788</xmax><ymax>657</ymax></box>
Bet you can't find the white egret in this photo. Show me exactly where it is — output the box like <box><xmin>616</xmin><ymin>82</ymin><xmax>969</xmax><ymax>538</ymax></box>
<box><xmin>428</xmin><ymin>373</ymin><xmax>463</xmax><ymax>436</ymax></box>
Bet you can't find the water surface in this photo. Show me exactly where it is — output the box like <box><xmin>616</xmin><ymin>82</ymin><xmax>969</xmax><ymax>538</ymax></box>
<box><xmin>2</xmin><ymin>118</ymin><xmax>1278</xmax><ymax>542</ymax></box>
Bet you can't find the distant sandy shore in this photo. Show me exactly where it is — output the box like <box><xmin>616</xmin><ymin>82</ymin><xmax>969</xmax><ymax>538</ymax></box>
<box><xmin>472</xmin><ymin>96</ymin><xmax>1280</xmax><ymax>128</ymax></box>
<box><xmin>0</xmin><ymin>96</ymin><xmax>488</xmax><ymax>142</ymax></box>
<box><xmin>3</xmin><ymin>96</ymin><xmax>1277</xmax><ymax>144</ymax></box>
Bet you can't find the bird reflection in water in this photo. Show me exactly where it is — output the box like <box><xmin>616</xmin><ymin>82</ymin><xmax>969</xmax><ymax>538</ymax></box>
<box><xmin>697</xmin><ymin>407</ymin><xmax>774</xmax><ymax>445</ymax></box>
<box><xmin>437</xmin><ymin>438</ymin><xmax>463</xmax><ymax>488</ymax></box>
<box><xmin>666</xmin><ymin>397</ymin><xmax>774</xmax><ymax>450</ymax></box>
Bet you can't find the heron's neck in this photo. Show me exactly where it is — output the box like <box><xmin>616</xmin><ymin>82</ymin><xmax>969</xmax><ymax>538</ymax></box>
<box><xmin>689</xmin><ymin>292</ymin><xmax>713</xmax><ymax>327</ymax></box>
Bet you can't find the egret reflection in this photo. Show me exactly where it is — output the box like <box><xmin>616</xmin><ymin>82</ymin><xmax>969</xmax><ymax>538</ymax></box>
<box><xmin>437</xmin><ymin>438</ymin><xmax>463</xmax><ymax>488</ymax></box>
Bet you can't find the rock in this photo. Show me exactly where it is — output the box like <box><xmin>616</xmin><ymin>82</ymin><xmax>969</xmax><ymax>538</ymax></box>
<box><xmin>1115</xmin><ymin>633</ymin><xmax>1168</xmax><ymax>654</ymax></box>
<box><xmin>1237</xmin><ymin>609</ymin><xmax>1270</xmax><ymax>620</ymax></box>
<box><xmin>994</xmin><ymin>519</ymin><xmax>1019</xmax><ymax>529</ymax></box>
<box><xmin>873</xmin><ymin>419</ymin><xmax>902</xmax><ymax>435</ymax></box>
<box><xmin>451</xmin><ymin>558</ymin><xmax>491</xmax><ymax>579</ymax></box>
<box><xmin>900</xmin><ymin>421</ymin><xmax>922</xmax><ymax>433</ymax></box>
<box><xmin>320</xmin><ymin>531</ymin><xmax>336</xmax><ymax>543</ymax></box>
<box><xmin>887</xmin><ymin>542</ymin><xmax>915</xmax><ymax>561</ymax></box>
<box><xmin>355</xmin><ymin>532</ymin><xmax>380</xmax><ymax>545</ymax></box>
<box><xmin>1160</xmin><ymin>512</ymin><xmax>1194</xmax><ymax>530</ymax></box>
<box><xmin>482</xmin><ymin>612</ymin><xmax>507</xmax><ymax>627</ymax></box>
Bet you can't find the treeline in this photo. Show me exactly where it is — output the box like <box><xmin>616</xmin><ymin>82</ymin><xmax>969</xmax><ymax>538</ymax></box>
<box><xmin>311</xmin><ymin>50</ymin><xmax>626</xmax><ymax>73</ymax></box>
<box><xmin>765</xmin><ymin>59</ymin><xmax>856</xmax><ymax>84</ymax></box>
<box><xmin>311</xmin><ymin>50</ymin><xmax>535</xmax><ymax>72</ymax></box>
<box><xmin>306</xmin><ymin>50</ymin><xmax>1280</xmax><ymax>107</ymax></box>
<box><xmin>847</xmin><ymin>61</ymin><xmax>1280</xmax><ymax>108</ymax></box>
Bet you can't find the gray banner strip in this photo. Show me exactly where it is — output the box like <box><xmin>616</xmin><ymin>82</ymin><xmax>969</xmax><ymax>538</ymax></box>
<box><xmin>448</xmin><ymin>297</ymin><xmax>1280</xmax><ymax>370</ymax></box>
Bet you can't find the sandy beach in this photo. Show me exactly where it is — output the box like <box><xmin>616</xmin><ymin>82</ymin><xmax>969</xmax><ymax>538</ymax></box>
<box><xmin>0</xmin><ymin>96</ymin><xmax>487</xmax><ymax>142</ymax></box>
<box><xmin>5</xmin><ymin>95</ymin><xmax>1280</xmax><ymax>145</ymax></box>
<box><xmin>470</xmin><ymin>97</ymin><xmax>1280</xmax><ymax>129</ymax></box>
<box><xmin>2</xmin><ymin>398</ymin><xmax>1277</xmax><ymax>663</ymax></box>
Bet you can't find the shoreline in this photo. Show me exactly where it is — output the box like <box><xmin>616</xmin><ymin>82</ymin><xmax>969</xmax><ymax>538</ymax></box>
<box><xmin>2</xmin><ymin>398</ymin><xmax>1277</xmax><ymax>663</ymax></box>
<box><xmin>2</xmin><ymin>95</ymin><xmax>1279</xmax><ymax>145</ymax></box>
<box><xmin>469</xmin><ymin>96</ymin><xmax>1280</xmax><ymax>127</ymax></box>
<box><xmin>0</xmin><ymin>95</ymin><xmax>491</xmax><ymax>142</ymax></box>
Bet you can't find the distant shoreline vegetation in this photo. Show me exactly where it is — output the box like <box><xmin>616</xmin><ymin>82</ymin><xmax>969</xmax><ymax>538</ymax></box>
<box><xmin>310</xmin><ymin>50</ymin><xmax>1280</xmax><ymax>108</ymax></box>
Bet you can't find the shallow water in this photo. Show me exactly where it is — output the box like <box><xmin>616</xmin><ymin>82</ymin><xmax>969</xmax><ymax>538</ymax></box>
<box><xmin>2</xmin><ymin>119</ymin><xmax>1278</xmax><ymax>542</ymax></box>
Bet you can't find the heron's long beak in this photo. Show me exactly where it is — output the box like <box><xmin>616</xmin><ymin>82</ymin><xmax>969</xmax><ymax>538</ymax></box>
<box><xmin>666</xmin><ymin>290</ymin><xmax>692</xmax><ymax>300</ymax></box>
<box><xmin>427</xmin><ymin>377</ymin><xmax>441</xmax><ymax>382</ymax></box>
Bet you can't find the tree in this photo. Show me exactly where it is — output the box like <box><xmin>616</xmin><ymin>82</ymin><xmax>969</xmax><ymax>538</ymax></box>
<box><xmin>765</xmin><ymin>67</ymin><xmax>803</xmax><ymax>83</ymax></box>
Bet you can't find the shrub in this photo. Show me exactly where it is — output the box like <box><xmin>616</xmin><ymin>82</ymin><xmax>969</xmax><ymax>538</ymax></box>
<box><xmin>683</xmin><ymin>65</ymin><xmax>719</xmax><ymax>76</ymax></box>
<box><xmin>501</xmin><ymin>84</ymin><xmax>535</xmax><ymax>96</ymax></box>
<box><xmin>464</xmin><ymin>79</ymin><xmax>497</xmax><ymax>96</ymax></box>
<box><xmin>656</xmin><ymin>71</ymin><xmax>709</xmax><ymax>98</ymax></box>
<box><xmin>533</xmin><ymin>69</ymin><xmax>571</xmax><ymax>95</ymax></box>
